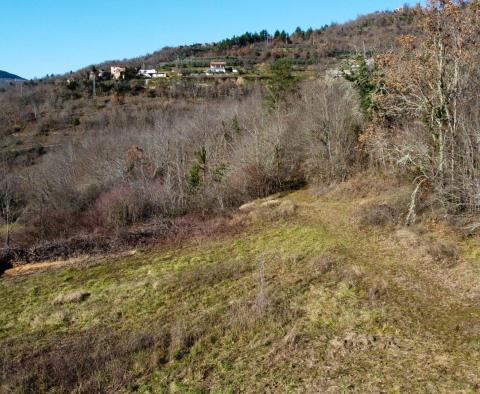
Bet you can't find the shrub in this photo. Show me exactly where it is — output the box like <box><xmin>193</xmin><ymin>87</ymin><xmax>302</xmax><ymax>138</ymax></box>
<box><xmin>92</xmin><ymin>186</ymin><xmax>150</xmax><ymax>230</ymax></box>
<box><xmin>187</xmin><ymin>164</ymin><xmax>201</xmax><ymax>190</ymax></box>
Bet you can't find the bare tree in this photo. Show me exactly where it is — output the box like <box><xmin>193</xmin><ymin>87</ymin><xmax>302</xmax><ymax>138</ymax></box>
<box><xmin>0</xmin><ymin>163</ymin><xmax>15</xmax><ymax>248</ymax></box>
<box><xmin>371</xmin><ymin>0</ymin><xmax>480</xmax><ymax>212</ymax></box>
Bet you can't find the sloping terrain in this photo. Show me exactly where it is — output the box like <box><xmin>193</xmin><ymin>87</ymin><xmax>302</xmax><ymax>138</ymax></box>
<box><xmin>79</xmin><ymin>9</ymin><xmax>418</xmax><ymax>76</ymax></box>
<box><xmin>0</xmin><ymin>70</ymin><xmax>25</xmax><ymax>86</ymax></box>
<box><xmin>1</xmin><ymin>8</ymin><xmax>418</xmax><ymax>170</ymax></box>
<box><xmin>1</xmin><ymin>175</ymin><xmax>480</xmax><ymax>392</ymax></box>
<box><xmin>0</xmin><ymin>71</ymin><xmax>24</xmax><ymax>80</ymax></box>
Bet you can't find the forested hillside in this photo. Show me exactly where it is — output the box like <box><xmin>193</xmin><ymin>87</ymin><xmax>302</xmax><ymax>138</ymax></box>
<box><xmin>2</xmin><ymin>1</ymin><xmax>478</xmax><ymax>258</ymax></box>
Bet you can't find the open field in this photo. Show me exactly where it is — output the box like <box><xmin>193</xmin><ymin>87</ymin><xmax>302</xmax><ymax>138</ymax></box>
<box><xmin>1</xmin><ymin>175</ymin><xmax>480</xmax><ymax>393</ymax></box>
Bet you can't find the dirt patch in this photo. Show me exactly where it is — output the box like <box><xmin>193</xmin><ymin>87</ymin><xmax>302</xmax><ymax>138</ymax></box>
<box><xmin>3</xmin><ymin>259</ymin><xmax>81</xmax><ymax>277</ymax></box>
<box><xmin>3</xmin><ymin>250</ymin><xmax>137</xmax><ymax>278</ymax></box>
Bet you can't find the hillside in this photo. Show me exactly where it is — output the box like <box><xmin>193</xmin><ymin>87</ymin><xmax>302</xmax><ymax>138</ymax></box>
<box><xmin>0</xmin><ymin>70</ymin><xmax>24</xmax><ymax>80</ymax></box>
<box><xmin>0</xmin><ymin>8</ymin><xmax>419</xmax><ymax>170</ymax></box>
<box><xmin>0</xmin><ymin>70</ymin><xmax>25</xmax><ymax>86</ymax></box>
<box><xmin>1</xmin><ymin>175</ymin><xmax>479</xmax><ymax>392</ymax></box>
<box><xmin>2</xmin><ymin>1</ymin><xmax>480</xmax><ymax>392</ymax></box>
<box><xmin>79</xmin><ymin>8</ymin><xmax>419</xmax><ymax>76</ymax></box>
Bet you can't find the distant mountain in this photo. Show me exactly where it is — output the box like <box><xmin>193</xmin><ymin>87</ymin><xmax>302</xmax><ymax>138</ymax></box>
<box><xmin>0</xmin><ymin>70</ymin><xmax>24</xmax><ymax>80</ymax></box>
<box><xmin>0</xmin><ymin>70</ymin><xmax>25</xmax><ymax>86</ymax></box>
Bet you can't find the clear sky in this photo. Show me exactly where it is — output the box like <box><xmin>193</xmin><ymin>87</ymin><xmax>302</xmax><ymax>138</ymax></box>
<box><xmin>1</xmin><ymin>0</ymin><xmax>414</xmax><ymax>79</ymax></box>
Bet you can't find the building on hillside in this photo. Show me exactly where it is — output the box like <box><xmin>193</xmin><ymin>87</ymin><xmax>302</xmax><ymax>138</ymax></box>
<box><xmin>138</xmin><ymin>69</ymin><xmax>167</xmax><ymax>78</ymax></box>
<box><xmin>210</xmin><ymin>61</ymin><xmax>226</xmax><ymax>73</ymax></box>
<box><xmin>111</xmin><ymin>66</ymin><xmax>126</xmax><ymax>80</ymax></box>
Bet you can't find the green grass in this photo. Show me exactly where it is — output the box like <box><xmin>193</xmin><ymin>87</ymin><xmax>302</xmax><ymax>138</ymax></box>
<box><xmin>1</xmin><ymin>185</ymin><xmax>480</xmax><ymax>393</ymax></box>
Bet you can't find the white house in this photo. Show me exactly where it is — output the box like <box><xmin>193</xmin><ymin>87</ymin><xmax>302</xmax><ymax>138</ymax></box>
<box><xmin>210</xmin><ymin>61</ymin><xmax>226</xmax><ymax>73</ymax></box>
<box><xmin>111</xmin><ymin>66</ymin><xmax>126</xmax><ymax>80</ymax></box>
<box><xmin>138</xmin><ymin>69</ymin><xmax>167</xmax><ymax>78</ymax></box>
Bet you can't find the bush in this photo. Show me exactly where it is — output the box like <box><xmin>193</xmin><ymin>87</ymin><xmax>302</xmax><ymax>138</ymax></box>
<box><xmin>187</xmin><ymin>164</ymin><xmax>202</xmax><ymax>190</ymax></box>
<box><xmin>92</xmin><ymin>186</ymin><xmax>151</xmax><ymax>230</ymax></box>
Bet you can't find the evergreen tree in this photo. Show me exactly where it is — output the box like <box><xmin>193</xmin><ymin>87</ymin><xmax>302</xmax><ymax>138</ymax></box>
<box><xmin>266</xmin><ymin>57</ymin><xmax>297</xmax><ymax>107</ymax></box>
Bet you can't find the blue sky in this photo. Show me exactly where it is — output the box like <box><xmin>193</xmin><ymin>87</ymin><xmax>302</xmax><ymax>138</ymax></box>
<box><xmin>1</xmin><ymin>1</ymin><xmax>414</xmax><ymax>79</ymax></box>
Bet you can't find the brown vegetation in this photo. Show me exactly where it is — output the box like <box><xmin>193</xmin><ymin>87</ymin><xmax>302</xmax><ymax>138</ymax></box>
<box><xmin>1</xmin><ymin>79</ymin><xmax>363</xmax><ymax>250</ymax></box>
<box><xmin>366</xmin><ymin>0</ymin><xmax>480</xmax><ymax>215</ymax></box>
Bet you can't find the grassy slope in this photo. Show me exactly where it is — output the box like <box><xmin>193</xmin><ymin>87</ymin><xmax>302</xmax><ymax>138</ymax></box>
<box><xmin>1</xmin><ymin>176</ymin><xmax>480</xmax><ymax>393</ymax></box>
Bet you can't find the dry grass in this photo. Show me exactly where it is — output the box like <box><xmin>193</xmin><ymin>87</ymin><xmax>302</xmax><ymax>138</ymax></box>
<box><xmin>355</xmin><ymin>189</ymin><xmax>411</xmax><ymax>228</ymax></box>
<box><xmin>237</xmin><ymin>196</ymin><xmax>298</xmax><ymax>223</ymax></box>
<box><xmin>1</xmin><ymin>176</ymin><xmax>480</xmax><ymax>392</ymax></box>
<box><xmin>427</xmin><ymin>241</ymin><xmax>459</xmax><ymax>267</ymax></box>
<box><xmin>52</xmin><ymin>290</ymin><xmax>91</xmax><ymax>305</ymax></box>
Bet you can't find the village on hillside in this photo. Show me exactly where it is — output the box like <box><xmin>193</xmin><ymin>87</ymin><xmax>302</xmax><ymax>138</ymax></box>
<box><xmin>86</xmin><ymin>61</ymin><xmax>240</xmax><ymax>83</ymax></box>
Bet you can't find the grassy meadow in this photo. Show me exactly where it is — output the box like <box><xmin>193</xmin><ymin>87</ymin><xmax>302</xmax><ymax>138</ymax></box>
<box><xmin>1</xmin><ymin>176</ymin><xmax>480</xmax><ymax>393</ymax></box>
